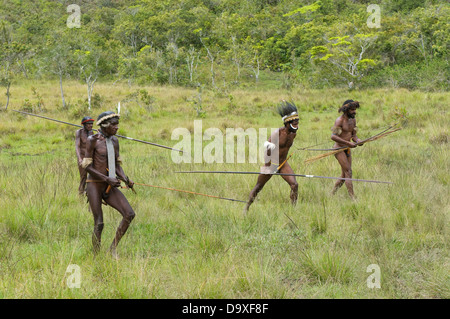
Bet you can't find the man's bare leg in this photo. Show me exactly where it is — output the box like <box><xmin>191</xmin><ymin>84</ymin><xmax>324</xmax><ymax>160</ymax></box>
<box><xmin>280</xmin><ymin>162</ymin><xmax>298</xmax><ymax>205</ymax></box>
<box><xmin>92</xmin><ymin>222</ymin><xmax>104</xmax><ymax>255</ymax></box>
<box><xmin>109</xmin><ymin>217</ymin><xmax>134</xmax><ymax>259</ymax></box>
<box><xmin>244</xmin><ymin>174</ymin><xmax>272</xmax><ymax>214</ymax></box>
<box><xmin>331</xmin><ymin>172</ymin><xmax>345</xmax><ymax>195</ymax></box>
<box><xmin>333</xmin><ymin>151</ymin><xmax>355</xmax><ymax>199</ymax></box>
<box><xmin>87</xmin><ymin>183</ymin><xmax>105</xmax><ymax>255</ymax></box>
<box><xmin>105</xmin><ymin>188</ymin><xmax>135</xmax><ymax>259</ymax></box>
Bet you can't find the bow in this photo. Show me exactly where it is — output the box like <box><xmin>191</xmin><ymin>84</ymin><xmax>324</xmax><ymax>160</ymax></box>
<box><xmin>301</xmin><ymin>122</ymin><xmax>401</xmax><ymax>152</ymax></box>
<box><xmin>304</xmin><ymin>124</ymin><xmax>401</xmax><ymax>164</ymax></box>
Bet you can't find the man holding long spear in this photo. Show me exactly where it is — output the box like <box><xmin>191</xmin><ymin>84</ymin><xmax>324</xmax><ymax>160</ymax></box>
<box><xmin>329</xmin><ymin>100</ymin><xmax>364</xmax><ymax>199</ymax></box>
<box><xmin>81</xmin><ymin>111</ymin><xmax>135</xmax><ymax>258</ymax></box>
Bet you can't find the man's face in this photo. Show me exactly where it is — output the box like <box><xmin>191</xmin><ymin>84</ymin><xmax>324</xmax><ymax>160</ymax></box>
<box><xmin>84</xmin><ymin>122</ymin><xmax>93</xmax><ymax>131</ymax></box>
<box><xmin>104</xmin><ymin>118</ymin><xmax>119</xmax><ymax>136</ymax></box>
<box><xmin>287</xmin><ymin>119</ymin><xmax>299</xmax><ymax>132</ymax></box>
<box><xmin>346</xmin><ymin>108</ymin><xmax>357</xmax><ymax>118</ymax></box>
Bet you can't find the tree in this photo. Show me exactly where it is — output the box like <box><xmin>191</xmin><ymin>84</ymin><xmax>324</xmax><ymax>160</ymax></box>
<box><xmin>242</xmin><ymin>36</ymin><xmax>264</xmax><ymax>82</ymax></box>
<box><xmin>0</xmin><ymin>22</ymin><xmax>27</xmax><ymax>110</ymax></box>
<box><xmin>197</xmin><ymin>29</ymin><xmax>219</xmax><ymax>88</ymax></box>
<box><xmin>112</xmin><ymin>5</ymin><xmax>150</xmax><ymax>56</ymax></box>
<box><xmin>117</xmin><ymin>55</ymin><xmax>140</xmax><ymax>87</ymax></box>
<box><xmin>408</xmin><ymin>5</ymin><xmax>450</xmax><ymax>64</ymax></box>
<box><xmin>229</xmin><ymin>35</ymin><xmax>244</xmax><ymax>80</ymax></box>
<box><xmin>185</xmin><ymin>45</ymin><xmax>199</xmax><ymax>83</ymax></box>
<box><xmin>165</xmin><ymin>40</ymin><xmax>181</xmax><ymax>85</ymax></box>
<box><xmin>310</xmin><ymin>33</ymin><xmax>378</xmax><ymax>88</ymax></box>
<box><xmin>74</xmin><ymin>47</ymin><xmax>101</xmax><ymax>110</ymax></box>
<box><xmin>43</xmin><ymin>30</ymin><xmax>76</xmax><ymax>109</ymax></box>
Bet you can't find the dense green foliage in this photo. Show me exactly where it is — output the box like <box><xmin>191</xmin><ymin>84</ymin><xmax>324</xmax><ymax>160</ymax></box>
<box><xmin>0</xmin><ymin>0</ymin><xmax>448</xmax><ymax>99</ymax></box>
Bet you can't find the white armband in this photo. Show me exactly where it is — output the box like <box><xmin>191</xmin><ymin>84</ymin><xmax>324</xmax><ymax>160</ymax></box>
<box><xmin>81</xmin><ymin>157</ymin><xmax>93</xmax><ymax>169</ymax></box>
<box><xmin>264</xmin><ymin>141</ymin><xmax>276</xmax><ymax>151</ymax></box>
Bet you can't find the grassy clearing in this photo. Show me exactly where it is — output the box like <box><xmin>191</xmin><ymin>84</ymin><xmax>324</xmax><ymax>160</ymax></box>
<box><xmin>0</xmin><ymin>80</ymin><xmax>448</xmax><ymax>298</ymax></box>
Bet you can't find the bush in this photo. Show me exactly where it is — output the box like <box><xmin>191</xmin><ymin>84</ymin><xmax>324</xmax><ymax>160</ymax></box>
<box><xmin>361</xmin><ymin>59</ymin><xmax>449</xmax><ymax>91</ymax></box>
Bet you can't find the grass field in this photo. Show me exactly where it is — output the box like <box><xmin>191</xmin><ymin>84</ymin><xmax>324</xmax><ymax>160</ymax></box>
<box><xmin>0</xmin><ymin>80</ymin><xmax>448</xmax><ymax>298</ymax></box>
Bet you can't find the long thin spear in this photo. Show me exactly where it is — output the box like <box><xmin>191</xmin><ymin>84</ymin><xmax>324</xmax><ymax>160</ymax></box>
<box><xmin>131</xmin><ymin>182</ymin><xmax>246</xmax><ymax>203</ymax></box>
<box><xmin>11</xmin><ymin>109</ymin><xmax>183</xmax><ymax>153</ymax></box>
<box><xmin>176</xmin><ymin>171</ymin><xmax>393</xmax><ymax>184</ymax></box>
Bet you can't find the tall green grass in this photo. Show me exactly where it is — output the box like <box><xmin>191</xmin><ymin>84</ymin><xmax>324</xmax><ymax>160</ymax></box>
<box><xmin>0</xmin><ymin>80</ymin><xmax>448</xmax><ymax>298</ymax></box>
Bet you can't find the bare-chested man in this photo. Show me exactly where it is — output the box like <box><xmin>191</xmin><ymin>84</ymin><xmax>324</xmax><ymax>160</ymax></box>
<box><xmin>81</xmin><ymin>111</ymin><xmax>135</xmax><ymax>258</ymax></box>
<box><xmin>75</xmin><ymin>116</ymin><xmax>94</xmax><ymax>195</ymax></box>
<box><xmin>244</xmin><ymin>101</ymin><xmax>299</xmax><ymax>213</ymax></box>
<box><xmin>330</xmin><ymin>100</ymin><xmax>364</xmax><ymax>199</ymax></box>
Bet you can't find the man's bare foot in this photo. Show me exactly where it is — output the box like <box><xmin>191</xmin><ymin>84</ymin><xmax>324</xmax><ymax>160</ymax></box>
<box><xmin>109</xmin><ymin>246</ymin><xmax>119</xmax><ymax>260</ymax></box>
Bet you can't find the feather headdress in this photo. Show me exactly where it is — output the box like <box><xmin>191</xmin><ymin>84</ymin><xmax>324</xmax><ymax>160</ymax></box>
<box><xmin>277</xmin><ymin>101</ymin><xmax>299</xmax><ymax>123</ymax></box>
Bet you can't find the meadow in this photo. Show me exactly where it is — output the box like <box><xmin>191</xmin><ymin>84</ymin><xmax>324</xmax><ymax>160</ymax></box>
<box><xmin>0</xmin><ymin>80</ymin><xmax>448</xmax><ymax>299</ymax></box>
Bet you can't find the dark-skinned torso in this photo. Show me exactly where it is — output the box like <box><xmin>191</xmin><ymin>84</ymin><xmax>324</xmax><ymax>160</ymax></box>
<box><xmin>76</xmin><ymin>128</ymin><xmax>93</xmax><ymax>160</ymax></box>
<box><xmin>332</xmin><ymin>115</ymin><xmax>357</xmax><ymax>148</ymax></box>
<box><xmin>269</xmin><ymin>126</ymin><xmax>296</xmax><ymax>164</ymax></box>
<box><xmin>87</xmin><ymin>133</ymin><xmax>119</xmax><ymax>176</ymax></box>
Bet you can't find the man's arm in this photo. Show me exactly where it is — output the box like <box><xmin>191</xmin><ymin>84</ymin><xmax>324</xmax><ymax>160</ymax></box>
<box><xmin>352</xmin><ymin>126</ymin><xmax>363</xmax><ymax>145</ymax></box>
<box><xmin>260</xmin><ymin>129</ymin><xmax>280</xmax><ymax>174</ymax></box>
<box><xmin>266</xmin><ymin>128</ymin><xmax>282</xmax><ymax>164</ymax></box>
<box><xmin>75</xmin><ymin>130</ymin><xmax>82</xmax><ymax>164</ymax></box>
<box><xmin>331</xmin><ymin>118</ymin><xmax>356</xmax><ymax>147</ymax></box>
<box><xmin>113</xmin><ymin>138</ymin><xmax>134</xmax><ymax>187</ymax></box>
<box><xmin>82</xmin><ymin>136</ymin><xmax>120</xmax><ymax>187</ymax></box>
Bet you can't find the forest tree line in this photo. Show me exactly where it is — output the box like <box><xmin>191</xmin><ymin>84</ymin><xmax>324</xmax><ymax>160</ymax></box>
<box><xmin>0</xmin><ymin>0</ymin><xmax>448</xmax><ymax>109</ymax></box>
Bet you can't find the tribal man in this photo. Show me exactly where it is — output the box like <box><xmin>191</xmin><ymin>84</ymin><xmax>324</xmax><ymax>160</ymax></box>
<box><xmin>75</xmin><ymin>116</ymin><xmax>94</xmax><ymax>196</ymax></box>
<box><xmin>330</xmin><ymin>100</ymin><xmax>364</xmax><ymax>199</ymax></box>
<box><xmin>81</xmin><ymin>111</ymin><xmax>135</xmax><ymax>258</ymax></box>
<box><xmin>244</xmin><ymin>101</ymin><xmax>299</xmax><ymax>213</ymax></box>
